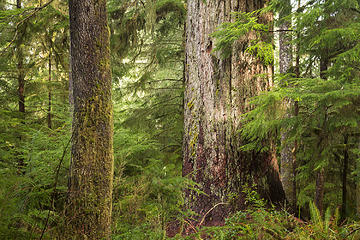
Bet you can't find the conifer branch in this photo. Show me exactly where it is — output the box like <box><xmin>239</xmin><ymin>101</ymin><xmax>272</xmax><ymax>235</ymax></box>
<box><xmin>268</xmin><ymin>29</ymin><xmax>293</xmax><ymax>33</ymax></box>
<box><xmin>1</xmin><ymin>0</ymin><xmax>55</xmax><ymax>54</ymax></box>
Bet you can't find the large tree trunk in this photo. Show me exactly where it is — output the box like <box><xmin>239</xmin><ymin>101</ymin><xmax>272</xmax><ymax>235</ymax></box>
<box><xmin>279</xmin><ymin>0</ymin><xmax>297</xmax><ymax>213</ymax></box>
<box><xmin>183</xmin><ymin>0</ymin><xmax>285</xmax><ymax>228</ymax></box>
<box><xmin>66</xmin><ymin>0</ymin><xmax>114</xmax><ymax>238</ymax></box>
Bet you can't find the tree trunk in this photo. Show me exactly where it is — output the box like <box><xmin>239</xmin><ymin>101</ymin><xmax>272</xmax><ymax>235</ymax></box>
<box><xmin>15</xmin><ymin>0</ymin><xmax>26</xmax><ymax>173</ymax></box>
<box><xmin>315</xmin><ymin>168</ymin><xmax>325</xmax><ymax>215</ymax></box>
<box><xmin>183</xmin><ymin>0</ymin><xmax>285</xmax><ymax>228</ymax></box>
<box><xmin>341</xmin><ymin>135</ymin><xmax>348</xmax><ymax>220</ymax></box>
<box><xmin>47</xmin><ymin>51</ymin><xmax>52</xmax><ymax>129</ymax></box>
<box><xmin>66</xmin><ymin>0</ymin><xmax>114</xmax><ymax>238</ymax></box>
<box><xmin>314</xmin><ymin>57</ymin><xmax>328</xmax><ymax>215</ymax></box>
<box><xmin>16</xmin><ymin>0</ymin><xmax>25</xmax><ymax>114</ymax></box>
<box><xmin>357</xmin><ymin>139</ymin><xmax>360</xmax><ymax>218</ymax></box>
<box><xmin>295</xmin><ymin>0</ymin><xmax>301</xmax><ymax>79</ymax></box>
<box><xmin>279</xmin><ymin>0</ymin><xmax>296</xmax><ymax>213</ymax></box>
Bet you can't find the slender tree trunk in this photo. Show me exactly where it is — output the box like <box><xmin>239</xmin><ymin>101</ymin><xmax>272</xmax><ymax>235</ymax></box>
<box><xmin>341</xmin><ymin>135</ymin><xmax>348</xmax><ymax>220</ymax></box>
<box><xmin>314</xmin><ymin>57</ymin><xmax>328</xmax><ymax>215</ymax></box>
<box><xmin>16</xmin><ymin>0</ymin><xmax>25</xmax><ymax>114</ymax></box>
<box><xmin>278</xmin><ymin>0</ymin><xmax>292</xmax><ymax>75</ymax></box>
<box><xmin>315</xmin><ymin>168</ymin><xmax>325</xmax><ymax>214</ymax></box>
<box><xmin>279</xmin><ymin>0</ymin><xmax>296</xmax><ymax>213</ymax></box>
<box><xmin>15</xmin><ymin>0</ymin><xmax>26</xmax><ymax>173</ymax></box>
<box><xmin>17</xmin><ymin>54</ymin><xmax>25</xmax><ymax>116</ymax></box>
<box><xmin>292</xmin><ymin>0</ymin><xmax>301</xmax><ymax>215</ymax></box>
<box><xmin>16</xmin><ymin>0</ymin><xmax>25</xmax><ymax>116</ymax></box>
<box><xmin>66</xmin><ymin>0</ymin><xmax>114</xmax><ymax>238</ymax></box>
<box><xmin>47</xmin><ymin>51</ymin><xmax>52</xmax><ymax>129</ymax></box>
<box><xmin>183</xmin><ymin>0</ymin><xmax>285</xmax><ymax>229</ymax></box>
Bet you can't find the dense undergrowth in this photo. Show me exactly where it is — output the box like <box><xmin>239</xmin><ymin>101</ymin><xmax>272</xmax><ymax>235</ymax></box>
<box><xmin>124</xmin><ymin>186</ymin><xmax>360</xmax><ymax>240</ymax></box>
<box><xmin>184</xmin><ymin>190</ymin><xmax>360</xmax><ymax>240</ymax></box>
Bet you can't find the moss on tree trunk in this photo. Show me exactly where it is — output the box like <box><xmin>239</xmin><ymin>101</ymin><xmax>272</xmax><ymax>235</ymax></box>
<box><xmin>66</xmin><ymin>0</ymin><xmax>114</xmax><ymax>239</ymax></box>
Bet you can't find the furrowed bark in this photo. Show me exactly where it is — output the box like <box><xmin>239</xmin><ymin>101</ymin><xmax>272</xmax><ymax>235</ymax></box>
<box><xmin>66</xmin><ymin>0</ymin><xmax>114</xmax><ymax>238</ymax></box>
<box><xmin>183</xmin><ymin>0</ymin><xmax>285</xmax><ymax>229</ymax></box>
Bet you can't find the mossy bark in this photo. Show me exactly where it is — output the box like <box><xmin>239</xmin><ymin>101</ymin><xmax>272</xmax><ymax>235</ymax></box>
<box><xmin>47</xmin><ymin>52</ymin><xmax>52</xmax><ymax>129</ymax></box>
<box><xmin>183</xmin><ymin>0</ymin><xmax>285</xmax><ymax>228</ymax></box>
<box><xmin>357</xmin><ymin>140</ymin><xmax>360</xmax><ymax>218</ymax></box>
<box><xmin>66</xmin><ymin>0</ymin><xmax>113</xmax><ymax>239</ymax></box>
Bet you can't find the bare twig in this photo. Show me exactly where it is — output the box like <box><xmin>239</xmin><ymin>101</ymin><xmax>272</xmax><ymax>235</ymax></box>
<box><xmin>198</xmin><ymin>202</ymin><xmax>228</xmax><ymax>227</ymax></box>
<box><xmin>183</xmin><ymin>218</ymin><xmax>197</xmax><ymax>233</ymax></box>
<box><xmin>345</xmin><ymin>226</ymin><xmax>360</xmax><ymax>238</ymax></box>
<box><xmin>268</xmin><ymin>29</ymin><xmax>293</xmax><ymax>33</ymax></box>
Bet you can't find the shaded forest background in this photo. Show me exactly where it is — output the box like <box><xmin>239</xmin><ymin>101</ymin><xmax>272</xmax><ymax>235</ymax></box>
<box><xmin>0</xmin><ymin>0</ymin><xmax>360</xmax><ymax>239</ymax></box>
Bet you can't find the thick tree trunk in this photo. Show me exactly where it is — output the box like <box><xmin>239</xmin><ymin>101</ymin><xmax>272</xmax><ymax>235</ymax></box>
<box><xmin>183</xmin><ymin>0</ymin><xmax>285</xmax><ymax>228</ymax></box>
<box><xmin>66</xmin><ymin>0</ymin><xmax>114</xmax><ymax>239</ymax></box>
<box><xmin>279</xmin><ymin>0</ymin><xmax>296</xmax><ymax>213</ymax></box>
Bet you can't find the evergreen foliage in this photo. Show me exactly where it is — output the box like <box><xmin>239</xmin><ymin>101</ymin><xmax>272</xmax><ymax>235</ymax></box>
<box><xmin>1</xmin><ymin>0</ymin><xmax>360</xmax><ymax>238</ymax></box>
<box><xmin>211</xmin><ymin>10</ymin><xmax>273</xmax><ymax>64</ymax></box>
<box><xmin>212</xmin><ymin>0</ymin><xmax>360</xmax><ymax>218</ymax></box>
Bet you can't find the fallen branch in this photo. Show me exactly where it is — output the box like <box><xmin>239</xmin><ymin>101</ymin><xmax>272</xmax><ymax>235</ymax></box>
<box><xmin>199</xmin><ymin>202</ymin><xmax>228</xmax><ymax>227</ymax></box>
